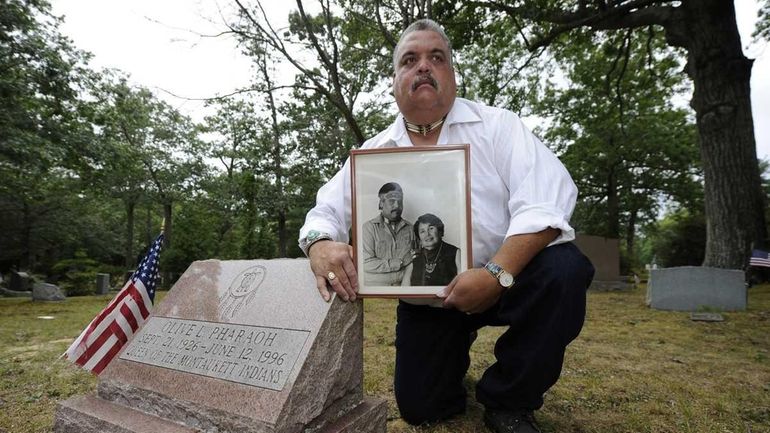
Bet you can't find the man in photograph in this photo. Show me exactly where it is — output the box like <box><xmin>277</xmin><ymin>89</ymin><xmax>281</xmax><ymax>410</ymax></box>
<box><xmin>298</xmin><ymin>19</ymin><xmax>594</xmax><ymax>433</ymax></box>
<box><xmin>360</xmin><ymin>182</ymin><xmax>415</xmax><ymax>286</ymax></box>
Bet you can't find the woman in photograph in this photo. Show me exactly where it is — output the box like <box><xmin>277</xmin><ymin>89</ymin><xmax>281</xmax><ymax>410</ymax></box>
<box><xmin>402</xmin><ymin>213</ymin><xmax>461</xmax><ymax>286</ymax></box>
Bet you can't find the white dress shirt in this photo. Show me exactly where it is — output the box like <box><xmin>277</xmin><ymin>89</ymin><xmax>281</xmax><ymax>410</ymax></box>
<box><xmin>299</xmin><ymin>97</ymin><xmax>577</xmax><ymax>268</ymax></box>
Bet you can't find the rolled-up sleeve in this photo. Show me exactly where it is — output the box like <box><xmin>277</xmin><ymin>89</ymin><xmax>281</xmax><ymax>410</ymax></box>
<box><xmin>499</xmin><ymin>112</ymin><xmax>577</xmax><ymax>245</ymax></box>
<box><xmin>299</xmin><ymin>158</ymin><xmax>353</xmax><ymax>244</ymax></box>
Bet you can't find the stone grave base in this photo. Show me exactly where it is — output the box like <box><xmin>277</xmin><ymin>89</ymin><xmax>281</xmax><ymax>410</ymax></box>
<box><xmin>588</xmin><ymin>279</ymin><xmax>632</xmax><ymax>291</ymax></box>
<box><xmin>646</xmin><ymin>266</ymin><xmax>746</xmax><ymax>311</ymax></box>
<box><xmin>55</xmin><ymin>394</ymin><xmax>387</xmax><ymax>433</ymax></box>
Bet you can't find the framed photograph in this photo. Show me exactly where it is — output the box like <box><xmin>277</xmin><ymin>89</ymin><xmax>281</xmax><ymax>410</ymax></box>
<box><xmin>351</xmin><ymin>145</ymin><xmax>472</xmax><ymax>297</ymax></box>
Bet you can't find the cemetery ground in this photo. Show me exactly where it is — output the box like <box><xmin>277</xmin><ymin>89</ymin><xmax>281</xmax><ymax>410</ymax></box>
<box><xmin>1</xmin><ymin>285</ymin><xmax>768</xmax><ymax>433</ymax></box>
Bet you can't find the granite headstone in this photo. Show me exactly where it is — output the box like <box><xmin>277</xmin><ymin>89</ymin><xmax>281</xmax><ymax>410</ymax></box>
<box><xmin>32</xmin><ymin>282</ymin><xmax>66</xmax><ymax>301</ymax></box>
<box><xmin>646</xmin><ymin>266</ymin><xmax>746</xmax><ymax>311</ymax></box>
<box><xmin>10</xmin><ymin>271</ymin><xmax>30</xmax><ymax>292</ymax></box>
<box><xmin>96</xmin><ymin>273</ymin><xmax>111</xmax><ymax>295</ymax></box>
<box><xmin>54</xmin><ymin>259</ymin><xmax>387</xmax><ymax>433</ymax></box>
<box><xmin>574</xmin><ymin>234</ymin><xmax>630</xmax><ymax>291</ymax></box>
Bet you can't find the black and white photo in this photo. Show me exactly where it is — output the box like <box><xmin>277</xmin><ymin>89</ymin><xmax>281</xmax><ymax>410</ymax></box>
<box><xmin>351</xmin><ymin>145</ymin><xmax>471</xmax><ymax>297</ymax></box>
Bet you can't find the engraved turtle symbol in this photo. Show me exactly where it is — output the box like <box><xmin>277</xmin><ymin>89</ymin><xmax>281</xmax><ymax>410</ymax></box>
<box><xmin>220</xmin><ymin>265</ymin><xmax>266</xmax><ymax>319</ymax></box>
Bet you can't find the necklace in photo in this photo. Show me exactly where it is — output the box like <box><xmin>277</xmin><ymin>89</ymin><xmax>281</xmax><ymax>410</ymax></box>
<box><xmin>423</xmin><ymin>242</ymin><xmax>443</xmax><ymax>274</ymax></box>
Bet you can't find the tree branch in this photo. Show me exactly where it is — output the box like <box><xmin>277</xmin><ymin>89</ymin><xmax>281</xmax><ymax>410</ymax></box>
<box><xmin>375</xmin><ymin>0</ymin><xmax>398</xmax><ymax>48</ymax></box>
<box><xmin>478</xmin><ymin>0</ymin><xmax>675</xmax><ymax>50</ymax></box>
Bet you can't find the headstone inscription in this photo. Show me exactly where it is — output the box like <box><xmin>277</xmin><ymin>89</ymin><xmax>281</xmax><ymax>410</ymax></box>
<box><xmin>96</xmin><ymin>273</ymin><xmax>111</xmax><ymax>295</ymax></box>
<box><xmin>54</xmin><ymin>259</ymin><xmax>387</xmax><ymax>433</ymax></box>
<box><xmin>646</xmin><ymin>266</ymin><xmax>746</xmax><ymax>311</ymax></box>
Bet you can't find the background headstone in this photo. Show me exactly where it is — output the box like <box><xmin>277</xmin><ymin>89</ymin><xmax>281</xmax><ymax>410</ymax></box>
<box><xmin>32</xmin><ymin>282</ymin><xmax>66</xmax><ymax>301</ymax></box>
<box><xmin>574</xmin><ymin>234</ymin><xmax>631</xmax><ymax>291</ymax></box>
<box><xmin>55</xmin><ymin>259</ymin><xmax>387</xmax><ymax>433</ymax></box>
<box><xmin>96</xmin><ymin>273</ymin><xmax>111</xmax><ymax>295</ymax></box>
<box><xmin>10</xmin><ymin>271</ymin><xmax>30</xmax><ymax>292</ymax></box>
<box><xmin>646</xmin><ymin>266</ymin><xmax>746</xmax><ymax>311</ymax></box>
<box><xmin>1</xmin><ymin>287</ymin><xmax>32</xmax><ymax>298</ymax></box>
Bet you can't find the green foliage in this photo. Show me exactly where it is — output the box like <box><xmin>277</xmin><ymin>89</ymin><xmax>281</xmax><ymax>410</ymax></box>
<box><xmin>534</xmin><ymin>27</ymin><xmax>700</xmax><ymax>265</ymax></box>
<box><xmin>639</xmin><ymin>209</ymin><xmax>706</xmax><ymax>268</ymax></box>
<box><xmin>0</xmin><ymin>0</ymin><xmax>727</xmax><ymax>282</ymax></box>
<box><xmin>754</xmin><ymin>0</ymin><xmax>770</xmax><ymax>41</ymax></box>
<box><xmin>0</xmin><ymin>0</ymin><xmax>99</xmax><ymax>272</ymax></box>
<box><xmin>0</xmin><ymin>0</ymin><xmax>92</xmax><ymax>167</ymax></box>
<box><xmin>453</xmin><ymin>17</ymin><xmax>544</xmax><ymax>113</ymax></box>
<box><xmin>51</xmin><ymin>252</ymin><xmax>100</xmax><ymax>296</ymax></box>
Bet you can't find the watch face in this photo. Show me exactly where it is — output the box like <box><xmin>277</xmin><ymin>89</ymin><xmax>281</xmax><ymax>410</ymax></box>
<box><xmin>499</xmin><ymin>272</ymin><xmax>514</xmax><ymax>288</ymax></box>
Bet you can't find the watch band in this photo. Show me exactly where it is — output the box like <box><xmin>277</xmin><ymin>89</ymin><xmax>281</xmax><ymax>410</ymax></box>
<box><xmin>484</xmin><ymin>261</ymin><xmax>515</xmax><ymax>288</ymax></box>
<box><xmin>299</xmin><ymin>230</ymin><xmax>333</xmax><ymax>257</ymax></box>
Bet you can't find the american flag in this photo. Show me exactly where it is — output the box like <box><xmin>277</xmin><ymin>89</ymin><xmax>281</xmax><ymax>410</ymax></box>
<box><xmin>63</xmin><ymin>232</ymin><xmax>163</xmax><ymax>374</ymax></box>
<box><xmin>749</xmin><ymin>249</ymin><xmax>770</xmax><ymax>268</ymax></box>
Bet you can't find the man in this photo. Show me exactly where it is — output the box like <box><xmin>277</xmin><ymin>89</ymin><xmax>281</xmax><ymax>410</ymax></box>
<box><xmin>361</xmin><ymin>182</ymin><xmax>415</xmax><ymax>286</ymax></box>
<box><xmin>298</xmin><ymin>19</ymin><xmax>594</xmax><ymax>433</ymax></box>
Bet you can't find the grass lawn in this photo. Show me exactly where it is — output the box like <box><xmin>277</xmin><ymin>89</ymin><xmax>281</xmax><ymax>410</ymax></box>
<box><xmin>1</xmin><ymin>285</ymin><xmax>769</xmax><ymax>433</ymax></box>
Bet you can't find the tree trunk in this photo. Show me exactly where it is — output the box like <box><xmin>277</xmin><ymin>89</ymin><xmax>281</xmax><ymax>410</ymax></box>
<box><xmin>626</xmin><ymin>206</ymin><xmax>637</xmax><ymax>262</ymax></box>
<box><xmin>163</xmin><ymin>202</ymin><xmax>172</xmax><ymax>249</ymax></box>
<box><xmin>605</xmin><ymin>157</ymin><xmax>620</xmax><ymax>238</ymax></box>
<box><xmin>125</xmin><ymin>199</ymin><xmax>135</xmax><ymax>268</ymax></box>
<box><xmin>145</xmin><ymin>206</ymin><xmax>152</xmax><ymax>247</ymax></box>
<box><xmin>241</xmin><ymin>174</ymin><xmax>258</xmax><ymax>259</ymax></box>
<box><xmin>21</xmin><ymin>201</ymin><xmax>31</xmax><ymax>269</ymax></box>
<box><xmin>668</xmin><ymin>0</ymin><xmax>766</xmax><ymax>268</ymax></box>
<box><xmin>259</xmin><ymin>49</ymin><xmax>288</xmax><ymax>257</ymax></box>
<box><xmin>278</xmin><ymin>209</ymin><xmax>287</xmax><ymax>257</ymax></box>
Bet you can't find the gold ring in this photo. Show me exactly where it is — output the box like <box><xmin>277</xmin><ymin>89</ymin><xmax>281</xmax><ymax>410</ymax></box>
<box><xmin>327</xmin><ymin>271</ymin><xmax>337</xmax><ymax>281</ymax></box>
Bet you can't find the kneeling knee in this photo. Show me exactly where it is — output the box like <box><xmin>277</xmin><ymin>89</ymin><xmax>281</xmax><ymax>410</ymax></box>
<box><xmin>395</xmin><ymin>390</ymin><xmax>462</xmax><ymax>425</ymax></box>
<box><xmin>397</xmin><ymin>398</ymin><xmax>432</xmax><ymax>425</ymax></box>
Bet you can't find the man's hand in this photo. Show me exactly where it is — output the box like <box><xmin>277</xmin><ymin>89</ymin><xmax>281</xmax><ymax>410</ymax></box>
<box><xmin>439</xmin><ymin>268</ymin><xmax>504</xmax><ymax>314</ymax></box>
<box><xmin>308</xmin><ymin>240</ymin><xmax>359</xmax><ymax>302</ymax></box>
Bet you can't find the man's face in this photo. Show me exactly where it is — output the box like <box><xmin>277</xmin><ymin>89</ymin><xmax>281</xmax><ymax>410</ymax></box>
<box><xmin>393</xmin><ymin>30</ymin><xmax>456</xmax><ymax>119</ymax></box>
<box><xmin>379</xmin><ymin>192</ymin><xmax>403</xmax><ymax>221</ymax></box>
<box><xmin>417</xmin><ymin>223</ymin><xmax>440</xmax><ymax>249</ymax></box>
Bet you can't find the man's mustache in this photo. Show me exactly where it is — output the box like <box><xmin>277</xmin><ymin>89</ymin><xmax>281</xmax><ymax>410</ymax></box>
<box><xmin>411</xmin><ymin>75</ymin><xmax>437</xmax><ymax>91</ymax></box>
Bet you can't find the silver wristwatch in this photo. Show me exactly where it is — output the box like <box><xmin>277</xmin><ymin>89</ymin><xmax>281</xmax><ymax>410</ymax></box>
<box><xmin>299</xmin><ymin>230</ymin><xmax>333</xmax><ymax>257</ymax></box>
<box><xmin>484</xmin><ymin>261</ymin><xmax>515</xmax><ymax>288</ymax></box>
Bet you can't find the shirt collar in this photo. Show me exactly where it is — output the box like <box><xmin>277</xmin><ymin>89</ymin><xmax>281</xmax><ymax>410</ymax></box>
<box><xmin>375</xmin><ymin>213</ymin><xmax>407</xmax><ymax>229</ymax></box>
<box><xmin>384</xmin><ymin>98</ymin><xmax>482</xmax><ymax>147</ymax></box>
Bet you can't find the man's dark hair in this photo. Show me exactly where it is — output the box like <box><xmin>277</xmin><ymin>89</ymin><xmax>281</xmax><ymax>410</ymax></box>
<box><xmin>378</xmin><ymin>182</ymin><xmax>403</xmax><ymax>196</ymax></box>
<box><xmin>378</xmin><ymin>182</ymin><xmax>403</xmax><ymax>210</ymax></box>
<box><xmin>414</xmin><ymin>213</ymin><xmax>445</xmax><ymax>238</ymax></box>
